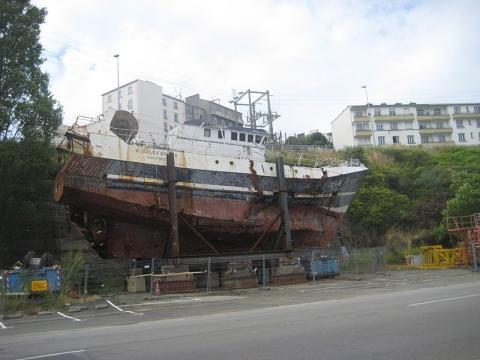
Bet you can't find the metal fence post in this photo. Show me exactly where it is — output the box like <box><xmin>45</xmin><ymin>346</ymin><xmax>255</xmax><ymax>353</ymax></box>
<box><xmin>262</xmin><ymin>255</ymin><xmax>266</xmax><ymax>290</ymax></box>
<box><xmin>354</xmin><ymin>247</ymin><xmax>359</xmax><ymax>280</ymax></box>
<box><xmin>0</xmin><ymin>270</ymin><xmax>5</xmax><ymax>314</ymax></box>
<box><xmin>83</xmin><ymin>264</ymin><xmax>89</xmax><ymax>304</ymax></box>
<box><xmin>150</xmin><ymin>258</ymin><xmax>155</xmax><ymax>295</ymax></box>
<box><xmin>207</xmin><ymin>257</ymin><xmax>211</xmax><ymax>293</ymax></box>
<box><xmin>472</xmin><ymin>243</ymin><xmax>478</xmax><ymax>272</ymax></box>
<box><xmin>311</xmin><ymin>250</ymin><xmax>316</xmax><ymax>283</ymax></box>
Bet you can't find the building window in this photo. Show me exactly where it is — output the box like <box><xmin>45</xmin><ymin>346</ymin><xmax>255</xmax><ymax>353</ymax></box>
<box><xmin>174</xmin><ymin>113</ymin><xmax>178</xmax><ymax>123</ymax></box>
<box><xmin>421</xmin><ymin>135</ymin><xmax>429</xmax><ymax>143</ymax></box>
<box><xmin>435</xmin><ymin>122</ymin><xmax>444</xmax><ymax>129</ymax></box>
<box><xmin>255</xmin><ymin>135</ymin><xmax>262</xmax><ymax>144</ymax></box>
<box><xmin>163</xmin><ymin>98</ymin><xmax>167</xmax><ymax>106</ymax></box>
<box><xmin>438</xmin><ymin>135</ymin><xmax>446</xmax><ymax>143</ymax></box>
<box><xmin>354</xmin><ymin>111</ymin><xmax>363</xmax><ymax>117</ymax></box>
<box><xmin>390</xmin><ymin>122</ymin><xmax>398</xmax><ymax>130</ymax></box>
<box><xmin>239</xmin><ymin>133</ymin><xmax>246</xmax><ymax>142</ymax></box>
<box><xmin>164</xmin><ymin>122</ymin><xmax>168</xmax><ymax>132</ymax></box>
<box><xmin>204</xmin><ymin>128</ymin><xmax>211</xmax><ymax>137</ymax></box>
<box><xmin>356</xmin><ymin>122</ymin><xmax>369</xmax><ymax>131</ymax></box>
<box><xmin>376</xmin><ymin>123</ymin><xmax>384</xmax><ymax>131</ymax></box>
<box><xmin>374</xmin><ymin>110</ymin><xmax>381</xmax><ymax>116</ymax></box>
<box><xmin>174</xmin><ymin>102</ymin><xmax>178</xmax><ymax>110</ymax></box>
<box><xmin>163</xmin><ymin>109</ymin><xmax>167</xmax><ymax>120</ymax></box>
<box><xmin>378</xmin><ymin>136</ymin><xmax>385</xmax><ymax>145</ymax></box>
<box><xmin>127</xmin><ymin>99</ymin><xmax>133</xmax><ymax>109</ymax></box>
<box><xmin>389</xmin><ymin>109</ymin><xmax>396</xmax><ymax>116</ymax></box>
<box><xmin>456</xmin><ymin>120</ymin><xmax>464</xmax><ymax>128</ymax></box>
<box><xmin>231</xmin><ymin>131</ymin><xmax>238</xmax><ymax>141</ymax></box>
<box><xmin>247</xmin><ymin>134</ymin><xmax>254</xmax><ymax>142</ymax></box>
<box><xmin>417</xmin><ymin>109</ymin><xmax>424</xmax><ymax>116</ymax></box>
<box><xmin>128</xmin><ymin>86</ymin><xmax>132</xmax><ymax>95</ymax></box>
<box><xmin>474</xmin><ymin>106</ymin><xmax>480</xmax><ymax>113</ymax></box>
<box><xmin>476</xmin><ymin>119</ymin><xmax>480</xmax><ymax>128</ymax></box>
<box><xmin>458</xmin><ymin>133</ymin><xmax>466</xmax><ymax>142</ymax></box>
<box><xmin>466</xmin><ymin>106</ymin><xmax>470</xmax><ymax>113</ymax></box>
<box><xmin>407</xmin><ymin>135</ymin><xmax>415</xmax><ymax>144</ymax></box>
<box><xmin>107</xmin><ymin>95</ymin><xmax>112</xmax><ymax>103</ymax></box>
<box><xmin>392</xmin><ymin>136</ymin><xmax>400</xmax><ymax>144</ymax></box>
<box><xmin>454</xmin><ymin>106</ymin><xmax>461</xmax><ymax>114</ymax></box>
<box><xmin>217</xmin><ymin>130</ymin><xmax>224</xmax><ymax>139</ymax></box>
<box><xmin>471</xmin><ymin>132</ymin><xmax>474</xmax><ymax>139</ymax></box>
<box><xmin>434</xmin><ymin>109</ymin><xmax>441</xmax><ymax>116</ymax></box>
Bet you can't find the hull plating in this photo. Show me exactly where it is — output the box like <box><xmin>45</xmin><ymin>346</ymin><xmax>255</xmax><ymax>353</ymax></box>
<box><xmin>55</xmin><ymin>155</ymin><xmax>367</xmax><ymax>258</ymax></box>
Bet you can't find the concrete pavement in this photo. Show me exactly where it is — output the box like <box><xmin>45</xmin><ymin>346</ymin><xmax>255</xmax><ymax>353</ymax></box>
<box><xmin>1</xmin><ymin>270</ymin><xmax>479</xmax><ymax>359</ymax></box>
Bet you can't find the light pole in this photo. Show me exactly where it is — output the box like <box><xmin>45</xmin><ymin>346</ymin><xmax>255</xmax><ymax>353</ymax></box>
<box><xmin>114</xmin><ymin>54</ymin><xmax>120</xmax><ymax>110</ymax></box>
<box><xmin>362</xmin><ymin>85</ymin><xmax>376</xmax><ymax>147</ymax></box>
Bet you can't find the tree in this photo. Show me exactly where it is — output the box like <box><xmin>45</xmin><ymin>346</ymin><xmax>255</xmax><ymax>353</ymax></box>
<box><xmin>445</xmin><ymin>172</ymin><xmax>480</xmax><ymax>216</ymax></box>
<box><xmin>347</xmin><ymin>185</ymin><xmax>411</xmax><ymax>233</ymax></box>
<box><xmin>304</xmin><ymin>132</ymin><xmax>330</xmax><ymax>146</ymax></box>
<box><xmin>0</xmin><ymin>0</ymin><xmax>62</xmax><ymax>143</ymax></box>
<box><xmin>0</xmin><ymin>1</ymin><xmax>62</xmax><ymax>266</ymax></box>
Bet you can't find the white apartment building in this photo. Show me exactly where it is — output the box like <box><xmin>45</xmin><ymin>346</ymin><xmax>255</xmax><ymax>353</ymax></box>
<box><xmin>102</xmin><ymin>79</ymin><xmax>185</xmax><ymax>144</ymax></box>
<box><xmin>331</xmin><ymin>103</ymin><xmax>480</xmax><ymax>149</ymax></box>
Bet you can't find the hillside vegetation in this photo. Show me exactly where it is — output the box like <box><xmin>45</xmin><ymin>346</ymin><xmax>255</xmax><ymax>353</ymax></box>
<box><xmin>267</xmin><ymin>145</ymin><xmax>480</xmax><ymax>254</ymax></box>
<box><xmin>340</xmin><ymin>145</ymin><xmax>480</xmax><ymax>252</ymax></box>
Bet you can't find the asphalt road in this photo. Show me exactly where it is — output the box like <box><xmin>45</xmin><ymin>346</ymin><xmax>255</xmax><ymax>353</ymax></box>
<box><xmin>1</xmin><ymin>278</ymin><xmax>479</xmax><ymax>360</ymax></box>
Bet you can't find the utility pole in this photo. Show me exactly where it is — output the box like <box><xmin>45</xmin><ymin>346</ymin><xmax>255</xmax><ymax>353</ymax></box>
<box><xmin>114</xmin><ymin>54</ymin><xmax>120</xmax><ymax>110</ymax></box>
<box><xmin>362</xmin><ymin>85</ymin><xmax>375</xmax><ymax>147</ymax></box>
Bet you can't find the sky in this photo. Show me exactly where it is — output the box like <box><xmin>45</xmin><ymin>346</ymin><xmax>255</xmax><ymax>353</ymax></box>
<box><xmin>34</xmin><ymin>0</ymin><xmax>480</xmax><ymax>135</ymax></box>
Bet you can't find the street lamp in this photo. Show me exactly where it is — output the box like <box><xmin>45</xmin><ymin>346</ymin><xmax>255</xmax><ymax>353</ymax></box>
<box><xmin>114</xmin><ymin>54</ymin><xmax>120</xmax><ymax>110</ymax></box>
<box><xmin>361</xmin><ymin>85</ymin><xmax>376</xmax><ymax>147</ymax></box>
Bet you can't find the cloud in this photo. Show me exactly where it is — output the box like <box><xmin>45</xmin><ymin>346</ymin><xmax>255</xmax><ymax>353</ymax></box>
<box><xmin>34</xmin><ymin>0</ymin><xmax>480</xmax><ymax>133</ymax></box>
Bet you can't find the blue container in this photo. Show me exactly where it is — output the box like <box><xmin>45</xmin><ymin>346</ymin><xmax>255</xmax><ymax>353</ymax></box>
<box><xmin>5</xmin><ymin>267</ymin><xmax>61</xmax><ymax>293</ymax></box>
<box><xmin>302</xmin><ymin>257</ymin><xmax>340</xmax><ymax>278</ymax></box>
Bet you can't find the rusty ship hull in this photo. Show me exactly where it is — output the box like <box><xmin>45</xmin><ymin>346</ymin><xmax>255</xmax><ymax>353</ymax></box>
<box><xmin>54</xmin><ymin>153</ymin><xmax>367</xmax><ymax>258</ymax></box>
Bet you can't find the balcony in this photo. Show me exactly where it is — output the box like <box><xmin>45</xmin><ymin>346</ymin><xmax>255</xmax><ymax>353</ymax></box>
<box><xmin>417</xmin><ymin>114</ymin><xmax>451</xmax><ymax>121</ymax></box>
<box><xmin>373</xmin><ymin>114</ymin><xmax>415</xmax><ymax>122</ymax></box>
<box><xmin>418</xmin><ymin>127</ymin><xmax>453</xmax><ymax>134</ymax></box>
<box><xmin>452</xmin><ymin>113</ymin><xmax>480</xmax><ymax>119</ymax></box>
<box><xmin>354</xmin><ymin>130</ymin><xmax>372</xmax><ymax>137</ymax></box>
<box><xmin>353</xmin><ymin>116</ymin><xmax>370</xmax><ymax>122</ymax></box>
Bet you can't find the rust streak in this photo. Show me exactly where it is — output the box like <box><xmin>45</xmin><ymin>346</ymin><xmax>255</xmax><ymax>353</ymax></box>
<box><xmin>248</xmin><ymin>160</ymin><xmax>262</xmax><ymax>194</ymax></box>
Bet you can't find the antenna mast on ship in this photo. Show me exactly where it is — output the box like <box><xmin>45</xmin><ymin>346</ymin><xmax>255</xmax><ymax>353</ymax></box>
<box><xmin>230</xmin><ymin>89</ymin><xmax>280</xmax><ymax>140</ymax></box>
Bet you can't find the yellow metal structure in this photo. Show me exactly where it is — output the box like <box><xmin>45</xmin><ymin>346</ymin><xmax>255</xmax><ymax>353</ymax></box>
<box><xmin>419</xmin><ymin>245</ymin><xmax>468</xmax><ymax>269</ymax></box>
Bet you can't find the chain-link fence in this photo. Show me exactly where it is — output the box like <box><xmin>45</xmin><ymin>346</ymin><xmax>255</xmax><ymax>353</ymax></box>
<box><xmin>0</xmin><ymin>247</ymin><xmax>387</xmax><ymax>314</ymax></box>
<box><xmin>339</xmin><ymin>247</ymin><xmax>387</xmax><ymax>275</ymax></box>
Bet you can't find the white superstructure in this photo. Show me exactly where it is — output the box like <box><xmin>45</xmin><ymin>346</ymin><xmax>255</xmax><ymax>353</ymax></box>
<box><xmin>102</xmin><ymin>80</ymin><xmax>185</xmax><ymax>144</ymax></box>
<box><xmin>331</xmin><ymin>103</ymin><xmax>480</xmax><ymax>149</ymax></box>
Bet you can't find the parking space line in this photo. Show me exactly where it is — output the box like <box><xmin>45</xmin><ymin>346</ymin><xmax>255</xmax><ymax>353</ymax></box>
<box><xmin>56</xmin><ymin>312</ymin><xmax>82</xmax><ymax>322</ymax></box>
<box><xmin>106</xmin><ymin>300</ymin><xmax>142</xmax><ymax>315</ymax></box>
<box><xmin>15</xmin><ymin>349</ymin><xmax>86</xmax><ymax>360</ymax></box>
<box><xmin>0</xmin><ymin>320</ymin><xmax>9</xmax><ymax>329</ymax></box>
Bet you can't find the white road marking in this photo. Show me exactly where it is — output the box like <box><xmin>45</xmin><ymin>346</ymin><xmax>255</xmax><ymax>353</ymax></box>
<box><xmin>0</xmin><ymin>320</ymin><xmax>9</xmax><ymax>329</ymax></box>
<box><xmin>106</xmin><ymin>299</ymin><xmax>142</xmax><ymax>315</ymax></box>
<box><xmin>56</xmin><ymin>312</ymin><xmax>82</xmax><ymax>322</ymax></box>
<box><xmin>407</xmin><ymin>293</ymin><xmax>480</xmax><ymax>307</ymax></box>
<box><xmin>15</xmin><ymin>349</ymin><xmax>86</xmax><ymax>360</ymax></box>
